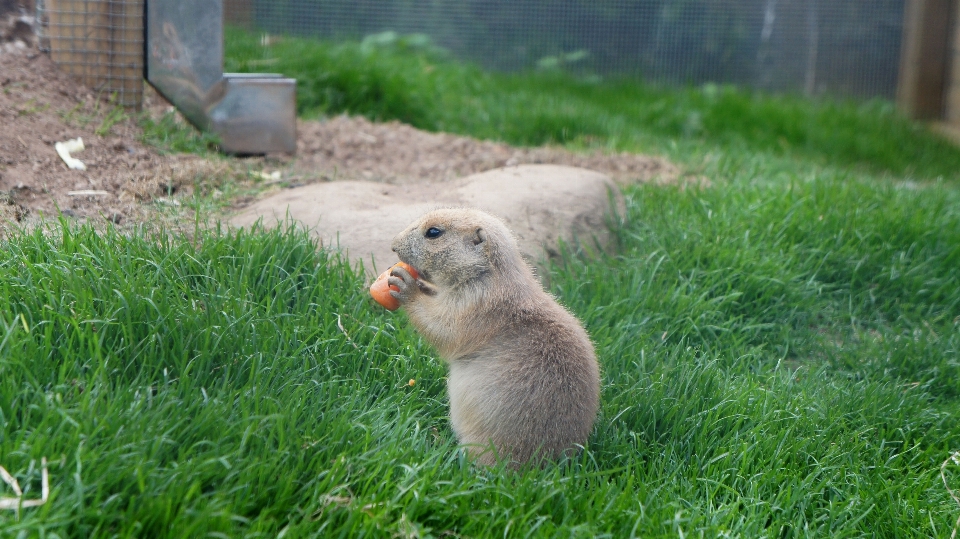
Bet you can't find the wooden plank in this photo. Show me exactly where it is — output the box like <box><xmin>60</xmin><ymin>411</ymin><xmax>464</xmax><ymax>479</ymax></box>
<box><xmin>944</xmin><ymin>0</ymin><xmax>960</xmax><ymax>125</ymax></box>
<box><xmin>45</xmin><ymin>0</ymin><xmax>80</xmax><ymax>71</ymax></box>
<box><xmin>897</xmin><ymin>0</ymin><xmax>954</xmax><ymax>120</ymax></box>
<box><xmin>47</xmin><ymin>0</ymin><xmax>110</xmax><ymax>89</ymax></box>
<box><xmin>107</xmin><ymin>0</ymin><xmax>144</xmax><ymax>108</ymax></box>
<box><xmin>45</xmin><ymin>0</ymin><xmax>143</xmax><ymax>108</ymax></box>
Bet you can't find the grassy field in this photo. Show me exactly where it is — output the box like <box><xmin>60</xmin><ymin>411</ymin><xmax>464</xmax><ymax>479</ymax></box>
<box><xmin>2</xmin><ymin>31</ymin><xmax>960</xmax><ymax>537</ymax></box>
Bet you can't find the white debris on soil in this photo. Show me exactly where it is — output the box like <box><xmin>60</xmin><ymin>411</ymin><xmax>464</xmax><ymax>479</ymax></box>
<box><xmin>55</xmin><ymin>137</ymin><xmax>86</xmax><ymax>170</ymax></box>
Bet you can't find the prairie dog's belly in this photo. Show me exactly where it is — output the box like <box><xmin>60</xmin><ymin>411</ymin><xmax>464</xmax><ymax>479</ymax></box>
<box><xmin>447</xmin><ymin>359</ymin><xmax>513</xmax><ymax>445</ymax></box>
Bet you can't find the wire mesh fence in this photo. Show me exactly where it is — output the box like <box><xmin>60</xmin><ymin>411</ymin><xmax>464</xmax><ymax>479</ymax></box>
<box><xmin>228</xmin><ymin>0</ymin><xmax>905</xmax><ymax>100</ymax></box>
<box><xmin>36</xmin><ymin>0</ymin><xmax>143</xmax><ymax>108</ymax></box>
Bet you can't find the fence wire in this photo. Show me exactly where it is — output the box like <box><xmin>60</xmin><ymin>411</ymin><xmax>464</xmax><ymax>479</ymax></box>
<box><xmin>229</xmin><ymin>0</ymin><xmax>904</xmax><ymax>99</ymax></box>
<box><xmin>37</xmin><ymin>0</ymin><xmax>143</xmax><ymax>108</ymax></box>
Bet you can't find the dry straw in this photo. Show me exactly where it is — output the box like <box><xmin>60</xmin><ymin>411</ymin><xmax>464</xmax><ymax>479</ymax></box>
<box><xmin>0</xmin><ymin>458</ymin><xmax>50</xmax><ymax>519</ymax></box>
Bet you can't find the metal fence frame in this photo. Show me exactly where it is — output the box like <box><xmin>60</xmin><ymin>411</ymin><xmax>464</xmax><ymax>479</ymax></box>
<box><xmin>229</xmin><ymin>0</ymin><xmax>906</xmax><ymax>100</ymax></box>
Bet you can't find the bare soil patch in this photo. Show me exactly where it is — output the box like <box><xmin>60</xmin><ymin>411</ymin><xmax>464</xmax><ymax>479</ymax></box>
<box><xmin>290</xmin><ymin>115</ymin><xmax>679</xmax><ymax>186</ymax></box>
<box><xmin>1</xmin><ymin>42</ymin><xmax>682</xmax><ymax>249</ymax></box>
<box><xmin>0</xmin><ymin>46</ymin><xmax>221</xmax><ymax>231</ymax></box>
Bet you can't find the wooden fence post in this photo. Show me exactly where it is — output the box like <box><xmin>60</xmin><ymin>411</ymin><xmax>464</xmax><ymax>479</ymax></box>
<box><xmin>897</xmin><ymin>0</ymin><xmax>954</xmax><ymax>120</ymax></box>
<box><xmin>944</xmin><ymin>0</ymin><xmax>960</xmax><ymax>125</ymax></box>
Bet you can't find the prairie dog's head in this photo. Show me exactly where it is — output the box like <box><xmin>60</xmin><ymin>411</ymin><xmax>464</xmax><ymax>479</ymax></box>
<box><xmin>391</xmin><ymin>208</ymin><xmax>525</xmax><ymax>289</ymax></box>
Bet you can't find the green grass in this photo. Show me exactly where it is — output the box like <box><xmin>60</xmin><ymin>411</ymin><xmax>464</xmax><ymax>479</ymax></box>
<box><xmin>224</xmin><ymin>27</ymin><xmax>960</xmax><ymax>181</ymax></box>
<box><xmin>1</xmin><ymin>170</ymin><xmax>959</xmax><ymax>536</ymax></box>
<box><xmin>137</xmin><ymin>112</ymin><xmax>222</xmax><ymax>155</ymax></box>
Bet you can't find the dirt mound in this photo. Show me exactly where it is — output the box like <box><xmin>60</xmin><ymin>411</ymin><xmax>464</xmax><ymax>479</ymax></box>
<box><xmin>231</xmin><ymin>164</ymin><xmax>624</xmax><ymax>272</ymax></box>
<box><xmin>0</xmin><ymin>46</ymin><xmax>219</xmax><ymax>230</ymax></box>
<box><xmin>291</xmin><ymin>115</ymin><xmax>679</xmax><ymax>185</ymax></box>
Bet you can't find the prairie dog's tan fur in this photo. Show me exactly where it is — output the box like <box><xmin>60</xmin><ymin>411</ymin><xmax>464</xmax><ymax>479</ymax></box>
<box><xmin>388</xmin><ymin>208</ymin><xmax>600</xmax><ymax>466</ymax></box>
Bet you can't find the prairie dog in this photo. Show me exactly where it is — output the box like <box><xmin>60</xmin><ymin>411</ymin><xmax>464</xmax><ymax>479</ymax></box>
<box><xmin>389</xmin><ymin>208</ymin><xmax>600</xmax><ymax>466</ymax></box>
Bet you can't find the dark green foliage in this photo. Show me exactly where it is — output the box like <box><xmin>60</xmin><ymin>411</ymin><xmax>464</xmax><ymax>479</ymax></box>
<box><xmin>224</xmin><ymin>28</ymin><xmax>960</xmax><ymax>180</ymax></box>
<box><xmin>247</xmin><ymin>0</ymin><xmax>902</xmax><ymax>98</ymax></box>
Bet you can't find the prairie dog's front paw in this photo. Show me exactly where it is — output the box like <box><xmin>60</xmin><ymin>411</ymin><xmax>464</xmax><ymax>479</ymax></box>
<box><xmin>388</xmin><ymin>265</ymin><xmax>417</xmax><ymax>304</ymax></box>
<box><xmin>389</xmin><ymin>264</ymin><xmax>436</xmax><ymax>304</ymax></box>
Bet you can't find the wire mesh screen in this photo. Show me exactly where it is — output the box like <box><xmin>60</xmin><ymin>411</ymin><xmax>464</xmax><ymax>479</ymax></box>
<box><xmin>228</xmin><ymin>0</ymin><xmax>905</xmax><ymax>99</ymax></box>
<box><xmin>37</xmin><ymin>0</ymin><xmax>144</xmax><ymax>108</ymax></box>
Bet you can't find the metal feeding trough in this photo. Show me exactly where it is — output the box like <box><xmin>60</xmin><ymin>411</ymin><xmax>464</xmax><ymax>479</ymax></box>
<box><xmin>146</xmin><ymin>0</ymin><xmax>297</xmax><ymax>154</ymax></box>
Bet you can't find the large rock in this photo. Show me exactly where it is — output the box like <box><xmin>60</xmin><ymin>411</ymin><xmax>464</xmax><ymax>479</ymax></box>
<box><xmin>229</xmin><ymin>164</ymin><xmax>623</xmax><ymax>274</ymax></box>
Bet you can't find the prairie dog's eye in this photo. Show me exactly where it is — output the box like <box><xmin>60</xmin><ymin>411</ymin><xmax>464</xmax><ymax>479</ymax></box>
<box><xmin>424</xmin><ymin>227</ymin><xmax>444</xmax><ymax>239</ymax></box>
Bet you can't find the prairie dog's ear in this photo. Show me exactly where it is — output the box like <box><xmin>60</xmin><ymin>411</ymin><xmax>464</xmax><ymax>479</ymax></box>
<box><xmin>472</xmin><ymin>228</ymin><xmax>486</xmax><ymax>246</ymax></box>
